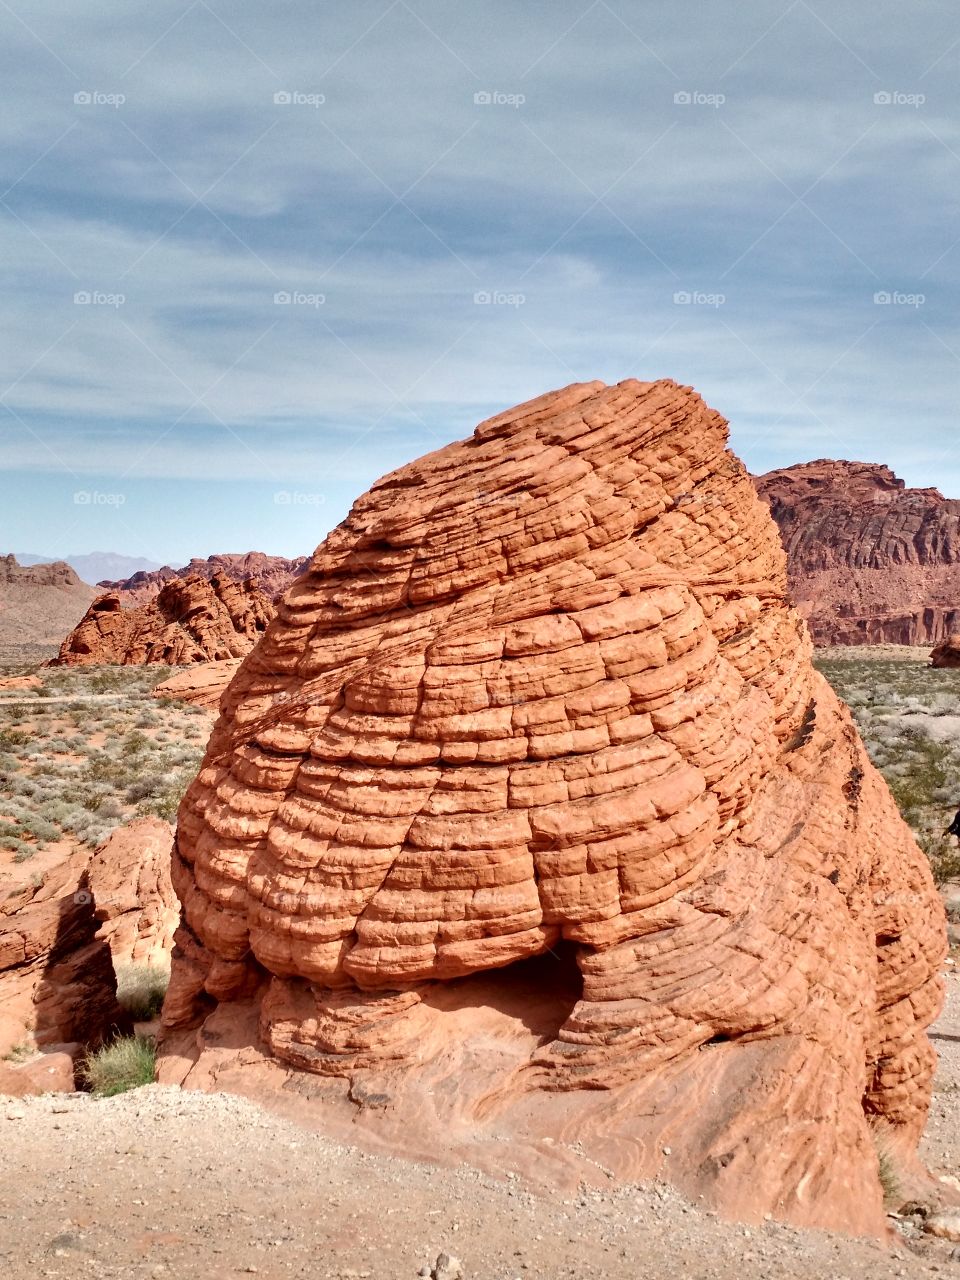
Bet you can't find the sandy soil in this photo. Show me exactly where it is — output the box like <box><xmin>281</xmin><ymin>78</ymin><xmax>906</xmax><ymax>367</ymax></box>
<box><xmin>2</xmin><ymin>973</ymin><xmax>960</xmax><ymax>1280</ymax></box>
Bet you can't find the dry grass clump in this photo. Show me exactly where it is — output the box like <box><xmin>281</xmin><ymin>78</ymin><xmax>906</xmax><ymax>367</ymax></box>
<box><xmin>115</xmin><ymin>962</ymin><xmax>169</xmax><ymax>1020</ymax></box>
<box><xmin>80</xmin><ymin>1035</ymin><xmax>156</xmax><ymax>1096</ymax></box>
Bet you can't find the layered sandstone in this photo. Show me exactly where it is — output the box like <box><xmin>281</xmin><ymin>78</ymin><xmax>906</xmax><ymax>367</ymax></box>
<box><xmin>0</xmin><ymin>819</ymin><xmax>179</xmax><ymax>1087</ymax></box>
<box><xmin>152</xmin><ymin>659</ymin><xmax>242</xmax><ymax>710</ymax></box>
<box><xmin>755</xmin><ymin>461</ymin><xmax>960</xmax><ymax>645</ymax></box>
<box><xmin>0</xmin><ymin>554</ymin><xmax>96</xmax><ymax>646</ymax></box>
<box><xmin>100</xmin><ymin>553</ymin><xmax>308</xmax><ymax>607</ymax></box>
<box><xmin>52</xmin><ymin>574</ymin><xmax>276</xmax><ymax>666</ymax></box>
<box><xmin>161</xmin><ymin>380</ymin><xmax>945</xmax><ymax>1233</ymax></box>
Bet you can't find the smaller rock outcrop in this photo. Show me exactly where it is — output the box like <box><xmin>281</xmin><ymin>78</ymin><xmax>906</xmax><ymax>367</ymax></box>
<box><xmin>52</xmin><ymin>573</ymin><xmax>276</xmax><ymax>666</ymax></box>
<box><xmin>931</xmin><ymin>635</ymin><xmax>960</xmax><ymax>669</ymax></box>
<box><xmin>0</xmin><ymin>818</ymin><xmax>180</xmax><ymax>1087</ymax></box>
<box><xmin>87</xmin><ymin>817</ymin><xmax>178</xmax><ymax>966</ymax></box>
<box><xmin>153</xmin><ymin>659</ymin><xmax>242</xmax><ymax>709</ymax></box>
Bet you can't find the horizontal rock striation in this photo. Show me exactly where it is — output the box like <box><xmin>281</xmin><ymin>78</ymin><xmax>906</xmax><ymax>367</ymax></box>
<box><xmin>0</xmin><ymin>554</ymin><xmax>96</xmax><ymax>646</ymax></box>
<box><xmin>755</xmin><ymin>460</ymin><xmax>960</xmax><ymax>645</ymax></box>
<box><xmin>52</xmin><ymin>574</ymin><xmax>276</xmax><ymax>666</ymax></box>
<box><xmin>162</xmin><ymin>380</ymin><xmax>946</xmax><ymax>1233</ymax></box>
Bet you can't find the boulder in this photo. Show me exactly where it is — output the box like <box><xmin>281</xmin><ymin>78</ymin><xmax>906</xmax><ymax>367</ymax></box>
<box><xmin>87</xmin><ymin>817</ymin><xmax>178</xmax><ymax>966</ymax></box>
<box><xmin>931</xmin><ymin>634</ymin><xmax>960</xmax><ymax>669</ymax></box>
<box><xmin>152</xmin><ymin>659</ymin><xmax>242</xmax><ymax>710</ymax></box>
<box><xmin>161</xmin><ymin>379</ymin><xmax>946</xmax><ymax>1234</ymax></box>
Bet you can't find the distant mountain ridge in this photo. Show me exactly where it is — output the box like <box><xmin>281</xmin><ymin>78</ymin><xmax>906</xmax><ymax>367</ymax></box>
<box><xmin>14</xmin><ymin>552</ymin><xmax>163</xmax><ymax>587</ymax></box>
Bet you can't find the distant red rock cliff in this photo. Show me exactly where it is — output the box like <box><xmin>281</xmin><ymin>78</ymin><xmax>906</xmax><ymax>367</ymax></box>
<box><xmin>754</xmin><ymin>460</ymin><xmax>960</xmax><ymax>645</ymax></box>
<box><xmin>98</xmin><ymin>553</ymin><xmax>307</xmax><ymax>607</ymax></box>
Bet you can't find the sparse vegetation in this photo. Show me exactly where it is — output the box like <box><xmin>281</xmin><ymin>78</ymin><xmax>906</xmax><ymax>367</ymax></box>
<box><xmin>816</xmin><ymin>656</ymin><xmax>960</xmax><ymax>883</ymax></box>
<box><xmin>80</xmin><ymin>1035</ymin><xmax>156</xmax><ymax>1096</ymax></box>
<box><xmin>115</xmin><ymin>962</ymin><xmax>169</xmax><ymax>1020</ymax></box>
<box><xmin>0</xmin><ymin>659</ymin><xmax>213</xmax><ymax>867</ymax></box>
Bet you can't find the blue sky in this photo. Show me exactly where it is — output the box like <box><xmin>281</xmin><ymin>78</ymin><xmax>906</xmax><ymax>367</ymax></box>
<box><xmin>2</xmin><ymin>0</ymin><xmax>959</xmax><ymax>565</ymax></box>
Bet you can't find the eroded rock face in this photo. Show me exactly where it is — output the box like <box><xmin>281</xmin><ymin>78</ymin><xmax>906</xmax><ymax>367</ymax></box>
<box><xmin>0</xmin><ymin>554</ymin><xmax>96</xmax><ymax>646</ymax></box>
<box><xmin>0</xmin><ymin>818</ymin><xmax>179</xmax><ymax>1079</ymax></box>
<box><xmin>152</xmin><ymin>659</ymin><xmax>243</xmax><ymax>710</ymax></box>
<box><xmin>931</xmin><ymin>635</ymin><xmax>960</xmax><ymax>669</ymax></box>
<box><xmin>755</xmin><ymin>460</ymin><xmax>960</xmax><ymax>645</ymax></box>
<box><xmin>52</xmin><ymin>573</ymin><xmax>276</xmax><ymax>666</ymax></box>
<box><xmin>162</xmin><ymin>380</ymin><xmax>945</xmax><ymax>1233</ymax></box>
<box><xmin>98</xmin><ymin>553</ymin><xmax>308</xmax><ymax>607</ymax></box>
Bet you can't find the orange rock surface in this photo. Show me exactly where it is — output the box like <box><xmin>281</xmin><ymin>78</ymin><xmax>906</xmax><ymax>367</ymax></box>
<box><xmin>152</xmin><ymin>659</ymin><xmax>242</xmax><ymax>709</ymax></box>
<box><xmin>931</xmin><ymin>634</ymin><xmax>960</xmax><ymax>669</ymax></box>
<box><xmin>52</xmin><ymin>573</ymin><xmax>275</xmax><ymax>666</ymax></box>
<box><xmin>161</xmin><ymin>379</ymin><xmax>946</xmax><ymax>1233</ymax></box>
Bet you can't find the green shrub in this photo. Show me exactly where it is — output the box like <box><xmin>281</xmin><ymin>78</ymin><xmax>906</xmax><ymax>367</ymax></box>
<box><xmin>80</xmin><ymin>1035</ymin><xmax>156</xmax><ymax>1096</ymax></box>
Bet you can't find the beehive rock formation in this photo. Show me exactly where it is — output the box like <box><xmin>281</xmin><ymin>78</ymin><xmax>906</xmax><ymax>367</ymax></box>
<box><xmin>52</xmin><ymin>573</ymin><xmax>275</xmax><ymax>666</ymax></box>
<box><xmin>755</xmin><ymin>460</ymin><xmax>960</xmax><ymax>645</ymax></box>
<box><xmin>162</xmin><ymin>380</ymin><xmax>946</xmax><ymax>1234</ymax></box>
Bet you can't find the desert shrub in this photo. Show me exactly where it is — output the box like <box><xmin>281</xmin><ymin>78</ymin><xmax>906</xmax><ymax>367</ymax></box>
<box><xmin>80</xmin><ymin>1035</ymin><xmax>155</xmax><ymax>1096</ymax></box>
<box><xmin>115</xmin><ymin>963</ymin><xmax>169</xmax><ymax>1020</ymax></box>
<box><xmin>0</xmin><ymin>728</ymin><xmax>30</xmax><ymax>750</ymax></box>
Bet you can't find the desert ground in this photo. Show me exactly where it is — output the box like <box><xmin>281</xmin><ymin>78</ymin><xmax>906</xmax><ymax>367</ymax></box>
<box><xmin>2</xmin><ymin>643</ymin><xmax>960</xmax><ymax>1279</ymax></box>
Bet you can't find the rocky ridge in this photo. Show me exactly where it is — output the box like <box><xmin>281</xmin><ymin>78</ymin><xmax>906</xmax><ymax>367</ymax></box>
<box><xmin>0</xmin><ymin>554</ymin><xmax>96</xmax><ymax>646</ymax></box>
<box><xmin>52</xmin><ymin>574</ymin><xmax>277</xmax><ymax>666</ymax></box>
<box><xmin>754</xmin><ymin>460</ymin><xmax>960</xmax><ymax>645</ymax></box>
<box><xmin>158</xmin><ymin>379</ymin><xmax>946</xmax><ymax>1235</ymax></box>
<box><xmin>98</xmin><ymin>553</ymin><xmax>308</xmax><ymax>606</ymax></box>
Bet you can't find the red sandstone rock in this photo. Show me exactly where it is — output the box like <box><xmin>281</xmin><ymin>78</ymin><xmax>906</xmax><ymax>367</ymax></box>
<box><xmin>0</xmin><ymin>820</ymin><xmax>179</xmax><ymax>1060</ymax></box>
<box><xmin>160</xmin><ymin>380</ymin><xmax>946</xmax><ymax>1234</ymax></box>
<box><xmin>931</xmin><ymin>634</ymin><xmax>960</xmax><ymax>669</ymax></box>
<box><xmin>0</xmin><ymin>848</ymin><xmax>118</xmax><ymax>1056</ymax></box>
<box><xmin>99</xmin><ymin>553</ymin><xmax>308</xmax><ymax>607</ymax></box>
<box><xmin>755</xmin><ymin>460</ymin><xmax>960</xmax><ymax>645</ymax></box>
<box><xmin>152</xmin><ymin>659</ymin><xmax>242</xmax><ymax>709</ymax></box>
<box><xmin>88</xmin><ymin>817</ymin><xmax>178</xmax><ymax>965</ymax></box>
<box><xmin>52</xmin><ymin>574</ymin><xmax>276</xmax><ymax>666</ymax></box>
